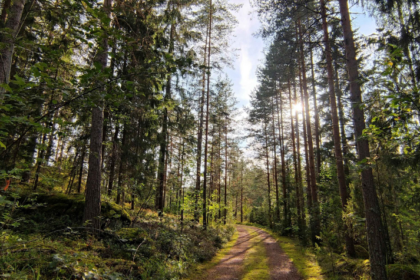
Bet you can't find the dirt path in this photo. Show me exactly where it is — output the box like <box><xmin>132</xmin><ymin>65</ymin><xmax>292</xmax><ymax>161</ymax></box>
<box><xmin>204</xmin><ymin>225</ymin><xmax>302</xmax><ymax>280</ymax></box>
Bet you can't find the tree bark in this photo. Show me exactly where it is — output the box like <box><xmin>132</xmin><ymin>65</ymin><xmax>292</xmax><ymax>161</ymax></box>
<box><xmin>278</xmin><ymin>91</ymin><xmax>289</xmax><ymax>232</ymax></box>
<box><xmin>224</xmin><ymin>117</ymin><xmax>228</xmax><ymax>225</ymax></box>
<box><xmin>271</xmin><ymin>94</ymin><xmax>280</xmax><ymax>222</ymax></box>
<box><xmin>320</xmin><ymin>0</ymin><xmax>355</xmax><ymax>256</ymax></box>
<box><xmin>264</xmin><ymin>122</ymin><xmax>272</xmax><ymax>229</ymax></box>
<box><xmin>0</xmin><ymin>0</ymin><xmax>25</xmax><ymax>101</ymax></box>
<box><xmin>298</xmin><ymin>20</ymin><xmax>320</xmax><ymax>244</ymax></box>
<box><xmin>116</xmin><ymin>124</ymin><xmax>127</xmax><ymax>205</ymax></box>
<box><xmin>337</xmin><ymin>0</ymin><xmax>388</xmax><ymax>277</ymax></box>
<box><xmin>107</xmin><ymin>122</ymin><xmax>119</xmax><ymax>195</ymax></box>
<box><xmin>202</xmin><ymin>0</ymin><xmax>212</xmax><ymax>229</ymax></box>
<box><xmin>83</xmin><ymin>0</ymin><xmax>112</xmax><ymax>229</ymax></box>
<box><xmin>309</xmin><ymin>41</ymin><xmax>321</xmax><ymax>177</ymax></box>
<box><xmin>157</xmin><ymin>11</ymin><xmax>175</xmax><ymax>212</ymax></box>
<box><xmin>77</xmin><ymin>144</ymin><xmax>86</xmax><ymax>194</ymax></box>
<box><xmin>195</xmin><ymin>26</ymin><xmax>209</xmax><ymax>222</ymax></box>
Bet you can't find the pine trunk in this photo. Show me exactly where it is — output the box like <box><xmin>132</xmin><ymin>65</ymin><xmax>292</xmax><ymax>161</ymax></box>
<box><xmin>202</xmin><ymin>0</ymin><xmax>212</xmax><ymax>229</ymax></box>
<box><xmin>337</xmin><ymin>0</ymin><xmax>388</xmax><ymax>277</ymax></box>
<box><xmin>264</xmin><ymin>122</ymin><xmax>272</xmax><ymax>229</ymax></box>
<box><xmin>298</xmin><ymin>20</ymin><xmax>320</xmax><ymax>244</ymax></box>
<box><xmin>83</xmin><ymin>0</ymin><xmax>112</xmax><ymax>229</ymax></box>
<box><xmin>107</xmin><ymin>123</ymin><xmax>120</xmax><ymax>195</ymax></box>
<box><xmin>0</xmin><ymin>0</ymin><xmax>25</xmax><ymax>101</ymax></box>
<box><xmin>320</xmin><ymin>0</ymin><xmax>355</xmax><ymax>256</ymax></box>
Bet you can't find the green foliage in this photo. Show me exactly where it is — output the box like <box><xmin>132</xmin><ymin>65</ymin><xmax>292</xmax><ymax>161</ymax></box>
<box><xmin>0</xmin><ymin>189</ymin><xmax>235</xmax><ymax>279</ymax></box>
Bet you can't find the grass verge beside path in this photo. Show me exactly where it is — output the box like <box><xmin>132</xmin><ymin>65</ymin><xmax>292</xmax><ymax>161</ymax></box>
<box><xmin>241</xmin><ymin>227</ymin><xmax>270</xmax><ymax>280</ymax></box>
<box><xmin>245</xmin><ymin>223</ymin><xmax>324</xmax><ymax>280</ymax></box>
<box><xmin>183</xmin><ymin>229</ymin><xmax>239</xmax><ymax>280</ymax></box>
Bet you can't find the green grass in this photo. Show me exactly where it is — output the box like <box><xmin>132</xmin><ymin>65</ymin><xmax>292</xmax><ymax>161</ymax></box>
<box><xmin>241</xmin><ymin>227</ymin><xmax>270</xmax><ymax>280</ymax></box>
<box><xmin>182</xmin><ymin>229</ymin><xmax>239</xmax><ymax>280</ymax></box>
<box><xmin>245</xmin><ymin>224</ymin><xmax>324</xmax><ymax>280</ymax></box>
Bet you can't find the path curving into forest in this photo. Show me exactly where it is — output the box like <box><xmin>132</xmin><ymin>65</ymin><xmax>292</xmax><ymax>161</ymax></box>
<box><xmin>204</xmin><ymin>225</ymin><xmax>302</xmax><ymax>280</ymax></box>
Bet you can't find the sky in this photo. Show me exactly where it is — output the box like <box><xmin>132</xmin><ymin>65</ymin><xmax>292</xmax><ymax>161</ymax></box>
<box><xmin>224</xmin><ymin>0</ymin><xmax>379</xmax><ymax>110</ymax></box>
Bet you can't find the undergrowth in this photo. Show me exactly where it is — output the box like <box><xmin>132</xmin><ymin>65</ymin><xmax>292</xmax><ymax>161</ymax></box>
<box><xmin>0</xmin><ymin>187</ymin><xmax>235</xmax><ymax>279</ymax></box>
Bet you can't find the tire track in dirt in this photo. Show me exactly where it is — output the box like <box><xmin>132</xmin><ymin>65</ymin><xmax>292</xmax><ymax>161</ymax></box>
<box><xmin>204</xmin><ymin>225</ymin><xmax>302</xmax><ymax>280</ymax></box>
<box><xmin>204</xmin><ymin>225</ymin><xmax>260</xmax><ymax>280</ymax></box>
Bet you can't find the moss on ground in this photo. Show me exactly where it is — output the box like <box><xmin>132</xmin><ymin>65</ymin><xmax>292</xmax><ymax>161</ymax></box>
<box><xmin>1</xmin><ymin>187</ymin><xmax>236</xmax><ymax>279</ymax></box>
<box><xmin>241</xmin><ymin>227</ymin><xmax>270</xmax><ymax>280</ymax></box>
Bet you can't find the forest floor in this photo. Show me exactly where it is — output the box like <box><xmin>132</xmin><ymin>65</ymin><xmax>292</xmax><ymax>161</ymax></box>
<box><xmin>194</xmin><ymin>225</ymin><xmax>303</xmax><ymax>280</ymax></box>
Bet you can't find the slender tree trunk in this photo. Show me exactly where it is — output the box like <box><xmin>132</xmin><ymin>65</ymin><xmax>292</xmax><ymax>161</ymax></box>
<box><xmin>298</xmin><ymin>52</ymin><xmax>312</xmax><ymax>213</ymax></box>
<box><xmin>292</xmin><ymin>75</ymin><xmax>305</xmax><ymax>226</ymax></box>
<box><xmin>108</xmin><ymin>122</ymin><xmax>119</xmax><ymax>195</ymax></box>
<box><xmin>224</xmin><ymin>118</ymin><xmax>228</xmax><ymax>225</ymax></box>
<box><xmin>278</xmin><ymin>92</ymin><xmax>289</xmax><ymax>232</ymax></box>
<box><xmin>66</xmin><ymin>151</ymin><xmax>79</xmax><ymax>194</ymax></box>
<box><xmin>116</xmin><ymin>124</ymin><xmax>127</xmax><ymax>205</ymax></box>
<box><xmin>218</xmin><ymin>118</ymin><xmax>222</xmax><ymax>219</ymax></box>
<box><xmin>202</xmin><ymin>0</ymin><xmax>212</xmax><ymax>229</ymax></box>
<box><xmin>271</xmin><ymin>95</ymin><xmax>281</xmax><ymax>222</ymax></box>
<box><xmin>83</xmin><ymin>0</ymin><xmax>112</xmax><ymax>229</ymax></box>
<box><xmin>334</xmin><ymin>62</ymin><xmax>351</xmax><ymax>184</ymax></box>
<box><xmin>298</xmin><ymin>20</ymin><xmax>320</xmax><ymax>244</ymax></box>
<box><xmin>264</xmin><ymin>122</ymin><xmax>273</xmax><ymax>229</ymax></box>
<box><xmin>77</xmin><ymin>145</ymin><xmax>86</xmax><ymax>194</ymax></box>
<box><xmin>0</xmin><ymin>0</ymin><xmax>25</xmax><ymax>101</ymax></box>
<box><xmin>288</xmin><ymin>78</ymin><xmax>304</xmax><ymax>238</ymax></box>
<box><xmin>337</xmin><ymin>0</ymin><xmax>388</xmax><ymax>277</ymax></box>
<box><xmin>157</xmin><ymin>16</ymin><xmax>175</xmax><ymax>212</ymax></box>
<box><xmin>195</xmin><ymin>28</ymin><xmax>209</xmax><ymax>222</ymax></box>
<box><xmin>33</xmin><ymin>130</ymin><xmax>48</xmax><ymax>190</ymax></box>
<box><xmin>0</xmin><ymin>0</ymin><xmax>12</xmax><ymax>25</ymax></box>
<box><xmin>101</xmin><ymin>110</ymin><xmax>109</xmax><ymax>170</ymax></box>
<box><xmin>309</xmin><ymin>42</ymin><xmax>321</xmax><ymax>177</ymax></box>
<box><xmin>320</xmin><ymin>0</ymin><xmax>355</xmax><ymax>256</ymax></box>
<box><xmin>240</xmin><ymin>164</ymin><xmax>243</xmax><ymax>223</ymax></box>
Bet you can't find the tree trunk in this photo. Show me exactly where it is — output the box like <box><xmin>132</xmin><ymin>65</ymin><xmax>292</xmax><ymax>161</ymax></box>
<box><xmin>320</xmin><ymin>0</ymin><xmax>355</xmax><ymax>256</ymax></box>
<box><xmin>218</xmin><ymin>117</ymin><xmax>222</xmax><ymax>219</ymax></box>
<box><xmin>83</xmin><ymin>0</ymin><xmax>112</xmax><ymax>229</ymax></box>
<box><xmin>278</xmin><ymin>91</ymin><xmax>289</xmax><ymax>232</ymax></box>
<box><xmin>264</xmin><ymin>122</ymin><xmax>272</xmax><ymax>229</ymax></box>
<box><xmin>195</xmin><ymin>30</ymin><xmax>208</xmax><ymax>222</ymax></box>
<box><xmin>240</xmin><ymin>163</ymin><xmax>243</xmax><ymax>223</ymax></box>
<box><xmin>202</xmin><ymin>0</ymin><xmax>212</xmax><ymax>229</ymax></box>
<box><xmin>116</xmin><ymin>124</ymin><xmax>127</xmax><ymax>205</ymax></box>
<box><xmin>77</xmin><ymin>144</ymin><xmax>86</xmax><ymax>194</ymax></box>
<box><xmin>0</xmin><ymin>0</ymin><xmax>25</xmax><ymax>101</ymax></box>
<box><xmin>33</xmin><ymin>129</ymin><xmax>48</xmax><ymax>190</ymax></box>
<box><xmin>224</xmin><ymin>118</ymin><xmax>228</xmax><ymax>225</ymax></box>
<box><xmin>292</xmin><ymin>74</ymin><xmax>305</xmax><ymax>227</ymax></box>
<box><xmin>0</xmin><ymin>0</ymin><xmax>12</xmax><ymax>25</ymax></box>
<box><xmin>309</xmin><ymin>41</ymin><xmax>321</xmax><ymax>177</ymax></box>
<box><xmin>108</xmin><ymin>122</ymin><xmax>119</xmax><ymax>195</ymax></box>
<box><xmin>337</xmin><ymin>0</ymin><xmax>388</xmax><ymax>277</ymax></box>
<box><xmin>288</xmin><ymin>78</ymin><xmax>304</xmax><ymax>238</ymax></box>
<box><xmin>271</xmin><ymin>95</ymin><xmax>280</xmax><ymax>222</ymax></box>
<box><xmin>298</xmin><ymin>20</ymin><xmax>319</xmax><ymax>244</ymax></box>
<box><xmin>157</xmin><ymin>16</ymin><xmax>175</xmax><ymax>212</ymax></box>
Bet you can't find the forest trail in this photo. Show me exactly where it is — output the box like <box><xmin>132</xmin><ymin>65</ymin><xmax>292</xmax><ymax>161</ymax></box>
<box><xmin>204</xmin><ymin>225</ymin><xmax>302</xmax><ymax>280</ymax></box>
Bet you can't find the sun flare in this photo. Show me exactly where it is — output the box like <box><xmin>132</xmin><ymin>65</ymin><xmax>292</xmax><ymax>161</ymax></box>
<box><xmin>292</xmin><ymin>102</ymin><xmax>303</xmax><ymax>114</ymax></box>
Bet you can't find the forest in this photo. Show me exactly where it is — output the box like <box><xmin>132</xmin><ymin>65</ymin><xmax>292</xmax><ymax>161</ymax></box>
<box><xmin>0</xmin><ymin>0</ymin><xmax>419</xmax><ymax>277</ymax></box>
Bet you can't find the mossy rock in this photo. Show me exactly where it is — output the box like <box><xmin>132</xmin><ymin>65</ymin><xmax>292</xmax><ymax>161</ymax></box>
<box><xmin>101</xmin><ymin>202</ymin><xmax>131</xmax><ymax>223</ymax></box>
<box><xmin>355</xmin><ymin>244</ymin><xmax>370</xmax><ymax>259</ymax></box>
<box><xmin>116</xmin><ymin>228</ymin><xmax>149</xmax><ymax>242</ymax></box>
<box><xmin>387</xmin><ymin>264</ymin><xmax>420</xmax><ymax>280</ymax></box>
